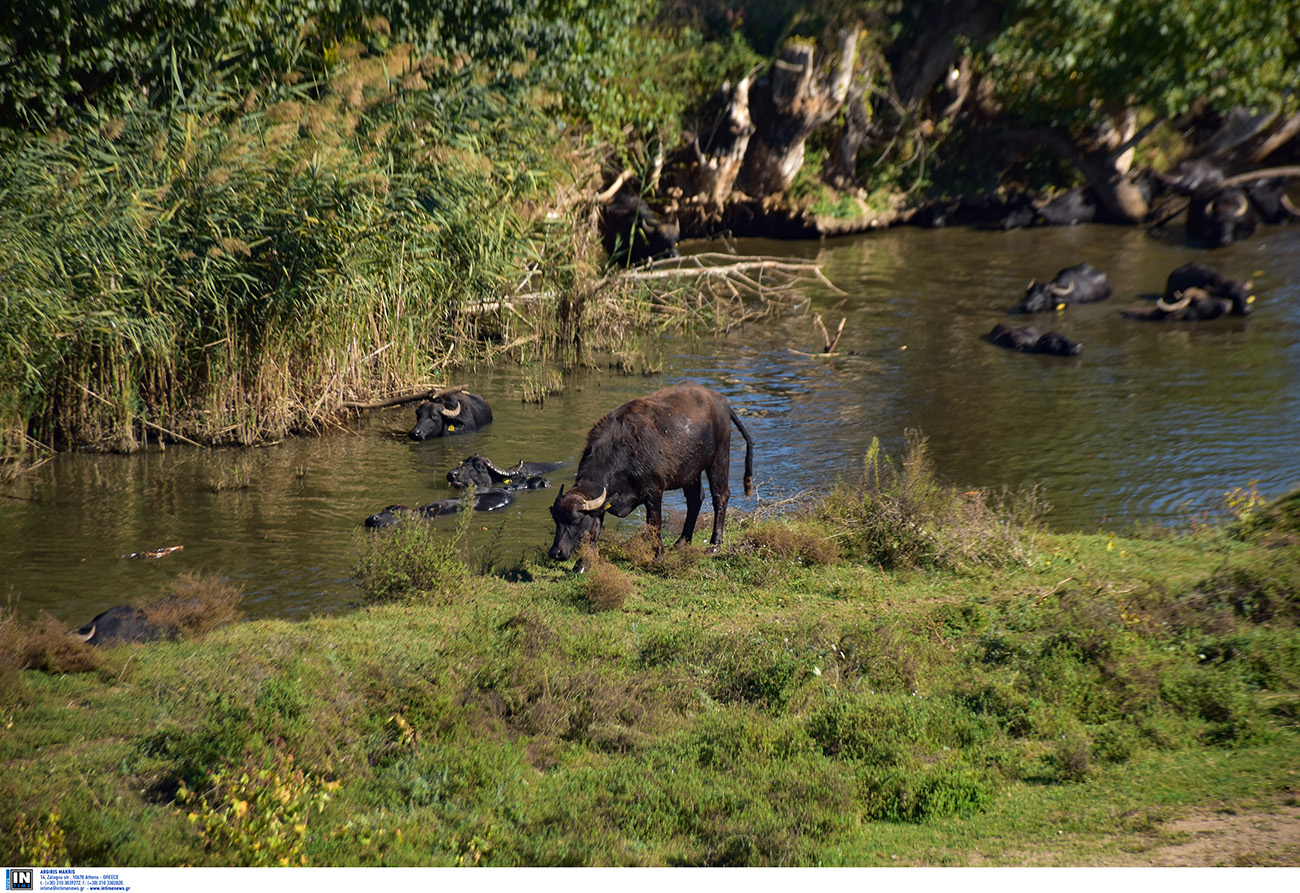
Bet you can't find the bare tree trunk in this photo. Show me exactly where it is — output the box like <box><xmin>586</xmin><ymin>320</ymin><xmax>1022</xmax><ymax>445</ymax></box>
<box><xmin>737</xmin><ymin>26</ymin><xmax>860</xmax><ymax>199</ymax></box>
<box><xmin>1246</xmin><ymin>113</ymin><xmax>1300</xmax><ymax>164</ymax></box>
<box><xmin>1008</xmin><ymin>125</ymin><xmax>1150</xmax><ymax>222</ymax></box>
<box><xmin>830</xmin><ymin>78</ymin><xmax>870</xmax><ymax>187</ymax></box>
<box><xmin>692</xmin><ymin>77</ymin><xmax>755</xmax><ymax>211</ymax></box>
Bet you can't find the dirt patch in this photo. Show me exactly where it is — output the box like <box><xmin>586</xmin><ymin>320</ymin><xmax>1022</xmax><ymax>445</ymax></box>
<box><xmin>1114</xmin><ymin>803</ymin><xmax>1300</xmax><ymax>867</ymax></box>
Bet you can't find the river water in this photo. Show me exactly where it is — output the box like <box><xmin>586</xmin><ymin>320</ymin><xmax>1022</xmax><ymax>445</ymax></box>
<box><xmin>4</xmin><ymin>223</ymin><xmax>1299</xmax><ymax>624</ymax></box>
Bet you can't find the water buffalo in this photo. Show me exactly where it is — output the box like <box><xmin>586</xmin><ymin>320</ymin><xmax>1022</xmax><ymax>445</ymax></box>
<box><xmin>603</xmin><ymin>192</ymin><xmax>680</xmax><ymax>266</ymax></box>
<box><xmin>548</xmin><ymin>381</ymin><xmax>754</xmax><ymax>565</ymax></box>
<box><xmin>1016</xmin><ymin>262</ymin><xmax>1112</xmax><ymax>313</ymax></box>
<box><xmin>76</xmin><ymin>604</ymin><xmax>159</xmax><ymax>646</ymax></box>
<box><xmin>75</xmin><ymin>593</ymin><xmax>232</xmax><ymax>647</ymax></box>
<box><xmin>1121</xmin><ymin>263</ymin><xmax>1254</xmax><ymax>321</ymax></box>
<box><xmin>1187</xmin><ymin>187</ymin><xmax>1259</xmax><ymax>248</ymax></box>
<box><xmin>986</xmin><ymin>323</ymin><xmax>1082</xmax><ymax>357</ymax></box>
<box><xmin>446</xmin><ymin>455</ymin><xmax>560</xmax><ymax>490</ymax></box>
<box><xmin>364</xmin><ymin>488</ymin><xmax>515</xmax><ymax>529</ymax></box>
<box><xmin>409</xmin><ymin>390</ymin><xmax>493</xmax><ymax>441</ymax></box>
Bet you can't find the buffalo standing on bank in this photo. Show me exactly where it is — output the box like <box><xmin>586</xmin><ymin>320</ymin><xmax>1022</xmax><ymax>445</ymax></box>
<box><xmin>409</xmin><ymin>390</ymin><xmax>493</xmax><ymax>440</ymax></box>
<box><xmin>548</xmin><ymin>381</ymin><xmax>754</xmax><ymax>566</ymax></box>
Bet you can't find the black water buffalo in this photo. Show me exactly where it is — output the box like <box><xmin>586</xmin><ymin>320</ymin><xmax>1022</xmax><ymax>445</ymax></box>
<box><xmin>364</xmin><ymin>488</ymin><xmax>515</xmax><ymax>529</ymax></box>
<box><xmin>446</xmin><ymin>455</ymin><xmax>560</xmax><ymax>490</ymax></box>
<box><xmin>75</xmin><ymin>594</ymin><xmax>224</xmax><ymax>647</ymax></box>
<box><xmin>409</xmin><ymin>390</ymin><xmax>493</xmax><ymax>440</ymax></box>
<box><xmin>1036</xmin><ymin>187</ymin><xmax>1098</xmax><ymax>227</ymax></box>
<box><xmin>548</xmin><ymin>381</ymin><xmax>754</xmax><ymax>565</ymax></box>
<box><xmin>1016</xmin><ymin>262</ymin><xmax>1112</xmax><ymax>313</ymax></box>
<box><xmin>76</xmin><ymin>605</ymin><xmax>159</xmax><ymax>646</ymax></box>
<box><xmin>986</xmin><ymin>323</ymin><xmax>1082</xmax><ymax>357</ymax></box>
<box><xmin>603</xmin><ymin>192</ymin><xmax>680</xmax><ymax>266</ymax></box>
<box><xmin>1187</xmin><ymin>187</ymin><xmax>1259</xmax><ymax>247</ymax></box>
<box><xmin>1121</xmin><ymin>262</ymin><xmax>1255</xmax><ymax>321</ymax></box>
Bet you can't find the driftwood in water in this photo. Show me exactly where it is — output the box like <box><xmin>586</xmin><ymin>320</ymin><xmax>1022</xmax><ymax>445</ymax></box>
<box><xmin>609</xmin><ymin>252</ymin><xmax>847</xmax><ymax>333</ymax></box>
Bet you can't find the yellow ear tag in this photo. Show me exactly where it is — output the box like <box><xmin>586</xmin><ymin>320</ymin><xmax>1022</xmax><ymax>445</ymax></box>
<box><xmin>1056</xmin><ymin>302</ymin><xmax>1066</xmax><ymax>311</ymax></box>
<box><xmin>447</xmin><ymin>424</ymin><xmax>456</xmax><ymax>432</ymax></box>
<box><xmin>604</xmin><ymin>502</ymin><xmax>612</xmax><ymax>511</ymax></box>
<box><xmin>504</xmin><ymin>478</ymin><xmax>512</xmax><ymax>484</ymax></box>
<box><xmin>1248</xmin><ymin>295</ymin><xmax>1256</xmax><ymax>303</ymax></box>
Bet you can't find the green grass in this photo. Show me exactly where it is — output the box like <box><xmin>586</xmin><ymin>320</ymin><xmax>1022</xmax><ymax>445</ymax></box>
<box><xmin>4</xmin><ymin>444</ymin><xmax>1299</xmax><ymax>865</ymax></box>
<box><xmin>3</xmin><ymin>481</ymin><xmax>1299</xmax><ymax>865</ymax></box>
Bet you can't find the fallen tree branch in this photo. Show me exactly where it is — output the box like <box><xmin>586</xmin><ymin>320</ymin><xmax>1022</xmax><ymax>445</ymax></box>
<box><xmin>341</xmin><ymin>385</ymin><xmax>463</xmax><ymax>411</ymax></box>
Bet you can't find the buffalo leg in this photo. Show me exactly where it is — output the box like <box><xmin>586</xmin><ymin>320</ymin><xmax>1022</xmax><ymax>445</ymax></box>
<box><xmin>645</xmin><ymin>494</ymin><xmax>665</xmax><ymax>559</ymax></box>
<box><xmin>678</xmin><ymin>476</ymin><xmax>703</xmax><ymax>546</ymax></box>
<box><xmin>705</xmin><ymin>465</ymin><xmax>731</xmax><ymax>549</ymax></box>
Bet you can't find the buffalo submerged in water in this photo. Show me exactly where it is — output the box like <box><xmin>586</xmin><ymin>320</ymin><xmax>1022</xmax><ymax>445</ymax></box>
<box><xmin>409</xmin><ymin>390</ymin><xmax>493</xmax><ymax>440</ymax></box>
<box><xmin>548</xmin><ymin>381</ymin><xmax>754</xmax><ymax>567</ymax></box>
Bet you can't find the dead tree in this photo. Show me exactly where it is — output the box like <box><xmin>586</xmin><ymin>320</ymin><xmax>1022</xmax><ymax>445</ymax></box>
<box><xmin>736</xmin><ymin>26</ymin><xmax>861</xmax><ymax>200</ymax></box>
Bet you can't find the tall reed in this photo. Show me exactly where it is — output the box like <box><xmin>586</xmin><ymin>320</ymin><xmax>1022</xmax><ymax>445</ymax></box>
<box><xmin>0</xmin><ymin>47</ymin><xmax>582</xmax><ymax>463</ymax></box>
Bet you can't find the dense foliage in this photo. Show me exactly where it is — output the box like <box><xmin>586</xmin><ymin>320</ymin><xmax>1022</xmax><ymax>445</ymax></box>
<box><xmin>4</xmin><ymin>1</ymin><xmax>1300</xmax><ymax>462</ymax></box>
<box><xmin>987</xmin><ymin>0</ymin><xmax>1300</xmax><ymax>126</ymax></box>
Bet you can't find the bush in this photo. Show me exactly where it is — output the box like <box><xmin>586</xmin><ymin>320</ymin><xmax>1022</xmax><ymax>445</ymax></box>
<box><xmin>351</xmin><ymin>518</ymin><xmax>470</xmax><ymax>603</ymax></box>
<box><xmin>817</xmin><ymin>431</ymin><xmax>1045</xmax><ymax>571</ymax></box>
<box><xmin>579</xmin><ymin>546</ymin><xmax>635</xmax><ymax>612</ymax></box>
<box><xmin>865</xmin><ymin>763</ymin><xmax>994</xmax><ymax>823</ymax></box>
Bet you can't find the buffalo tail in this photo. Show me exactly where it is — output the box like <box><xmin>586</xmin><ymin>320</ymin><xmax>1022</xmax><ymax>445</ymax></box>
<box><xmin>730</xmin><ymin>408</ymin><xmax>755</xmax><ymax>497</ymax></box>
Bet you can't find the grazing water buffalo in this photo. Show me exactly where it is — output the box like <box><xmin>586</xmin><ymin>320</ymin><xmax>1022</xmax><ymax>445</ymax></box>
<box><xmin>1121</xmin><ymin>263</ymin><xmax>1254</xmax><ymax>321</ymax></box>
<box><xmin>409</xmin><ymin>390</ymin><xmax>493</xmax><ymax>441</ymax></box>
<box><xmin>365</xmin><ymin>489</ymin><xmax>516</xmax><ymax>529</ymax></box>
<box><xmin>446</xmin><ymin>455</ymin><xmax>560</xmax><ymax>490</ymax></box>
<box><xmin>548</xmin><ymin>381</ymin><xmax>754</xmax><ymax>565</ymax></box>
<box><xmin>986</xmin><ymin>323</ymin><xmax>1082</xmax><ymax>357</ymax></box>
<box><xmin>1016</xmin><ymin>262</ymin><xmax>1112</xmax><ymax>313</ymax></box>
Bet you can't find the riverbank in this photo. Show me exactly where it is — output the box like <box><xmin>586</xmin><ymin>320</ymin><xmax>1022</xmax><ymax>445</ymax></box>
<box><xmin>4</xmin><ymin>458</ymin><xmax>1298</xmax><ymax>866</ymax></box>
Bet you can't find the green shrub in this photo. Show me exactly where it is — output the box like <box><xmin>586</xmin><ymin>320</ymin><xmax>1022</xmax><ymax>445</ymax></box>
<box><xmin>817</xmin><ymin>432</ymin><xmax>1044</xmax><ymax>571</ymax></box>
<box><xmin>352</xmin><ymin>519</ymin><xmax>471</xmax><ymax>603</ymax></box>
<box><xmin>1159</xmin><ymin>665</ymin><xmax>1268</xmax><ymax>745</ymax></box>
<box><xmin>865</xmin><ymin>763</ymin><xmax>994</xmax><ymax>823</ymax></box>
<box><xmin>178</xmin><ymin>750</ymin><xmax>337</xmax><ymax>867</ymax></box>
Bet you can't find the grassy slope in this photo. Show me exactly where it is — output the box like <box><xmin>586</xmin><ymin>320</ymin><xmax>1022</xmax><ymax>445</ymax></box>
<box><xmin>3</xmin><ymin>511</ymin><xmax>1299</xmax><ymax>866</ymax></box>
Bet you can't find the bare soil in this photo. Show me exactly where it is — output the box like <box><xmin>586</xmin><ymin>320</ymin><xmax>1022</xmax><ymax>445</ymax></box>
<box><xmin>1120</xmin><ymin>802</ymin><xmax>1300</xmax><ymax>867</ymax></box>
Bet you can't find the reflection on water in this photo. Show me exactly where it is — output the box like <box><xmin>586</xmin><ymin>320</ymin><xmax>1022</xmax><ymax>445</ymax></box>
<box><xmin>3</xmin><ymin>224</ymin><xmax>1299</xmax><ymax>623</ymax></box>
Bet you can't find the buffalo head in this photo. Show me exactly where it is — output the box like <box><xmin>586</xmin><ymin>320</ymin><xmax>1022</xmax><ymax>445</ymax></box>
<box><xmin>409</xmin><ymin>398</ymin><xmax>464</xmax><ymax>440</ymax></box>
<box><xmin>548</xmin><ymin>485</ymin><xmax>608</xmax><ymax>563</ymax></box>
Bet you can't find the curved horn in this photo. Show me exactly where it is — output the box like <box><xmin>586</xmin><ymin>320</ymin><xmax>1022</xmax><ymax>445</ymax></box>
<box><xmin>1157</xmin><ymin>289</ymin><xmax>1194</xmax><ymax>312</ymax></box>
<box><xmin>477</xmin><ymin>455</ymin><xmax>513</xmax><ymax>476</ymax></box>
<box><xmin>75</xmin><ymin>625</ymin><xmax>96</xmax><ymax>643</ymax></box>
<box><xmin>1280</xmin><ymin>194</ymin><xmax>1300</xmax><ymax>219</ymax></box>
<box><xmin>1226</xmin><ymin>191</ymin><xmax>1249</xmax><ymax>218</ymax></box>
<box><xmin>439</xmin><ymin>399</ymin><xmax>463</xmax><ymax>419</ymax></box>
<box><xmin>580</xmin><ymin>487</ymin><xmax>607</xmax><ymax>512</ymax></box>
<box><xmin>1048</xmin><ymin>280</ymin><xmax>1075</xmax><ymax>296</ymax></box>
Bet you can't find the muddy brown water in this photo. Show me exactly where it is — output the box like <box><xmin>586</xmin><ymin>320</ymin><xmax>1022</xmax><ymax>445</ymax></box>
<box><xmin>4</xmin><ymin>223</ymin><xmax>1299</xmax><ymax>625</ymax></box>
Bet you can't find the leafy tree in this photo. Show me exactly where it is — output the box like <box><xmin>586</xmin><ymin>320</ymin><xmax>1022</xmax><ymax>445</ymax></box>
<box><xmin>982</xmin><ymin>0</ymin><xmax>1300</xmax><ymax>219</ymax></box>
